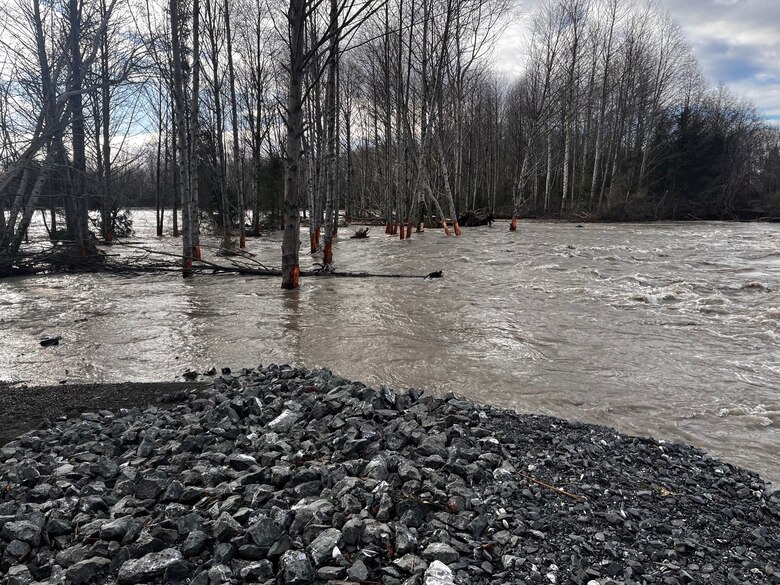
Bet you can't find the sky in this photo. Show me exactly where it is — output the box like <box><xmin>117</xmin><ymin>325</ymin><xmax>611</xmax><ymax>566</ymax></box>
<box><xmin>496</xmin><ymin>0</ymin><xmax>780</xmax><ymax>123</ymax></box>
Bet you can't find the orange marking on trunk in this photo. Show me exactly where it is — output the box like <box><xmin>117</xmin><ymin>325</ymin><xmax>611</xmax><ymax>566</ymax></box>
<box><xmin>385</xmin><ymin>222</ymin><xmax>392</xmax><ymax>234</ymax></box>
<box><xmin>443</xmin><ymin>223</ymin><xmax>451</xmax><ymax>236</ymax></box>
<box><xmin>454</xmin><ymin>221</ymin><xmax>462</xmax><ymax>236</ymax></box>
<box><xmin>291</xmin><ymin>264</ymin><xmax>300</xmax><ymax>288</ymax></box>
<box><xmin>399</xmin><ymin>223</ymin><xmax>405</xmax><ymax>240</ymax></box>
<box><xmin>239</xmin><ymin>234</ymin><xmax>246</xmax><ymax>248</ymax></box>
<box><xmin>310</xmin><ymin>233</ymin><xmax>317</xmax><ymax>253</ymax></box>
<box><xmin>193</xmin><ymin>245</ymin><xmax>201</xmax><ymax>260</ymax></box>
<box><xmin>104</xmin><ymin>230</ymin><xmax>113</xmax><ymax>243</ymax></box>
<box><xmin>406</xmin><ymin>222</ymin><xmax>413</xmax><ymax>239</ymax></box>
<box><xmin>324</xmin><ymin>241</ymin><xmax>333</xmax><ymax>265</ymax></box>
<box><xmin>510</xmin><ymin>216</ymin><xmax>517</xmax><ymax>231</ymax></box>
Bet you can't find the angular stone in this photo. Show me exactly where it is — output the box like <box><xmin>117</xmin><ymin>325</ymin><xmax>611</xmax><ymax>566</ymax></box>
<box><xmin>5</xmin><ymin>539</ymin><xmax>31</xmax><ymax>559</ymax></box>
<box><xmin>424</xmin><ymin>560</ymin><xmax>455</xmax><ymax>585</ymax></box>
<box><xmin>247</xmin><ymin>517</ymin><xmax>281</xmax><ymax>550</ymax></box>
<box><xmin>207</xmin><ymin>563</ymin><xmax>232</xmax><ymax>584</ymax></box>
<box><xmin>228</xmin><ymin>454</ymin><xmax>257</xmax><ymax>470</ymax></box>
<box><xmin>394</xmin><ymin>554</ymin><xmax>428</xmax><ymax>574</ymax></box>
<box><xmin>117</xmin><ymin>548</ymin><xmax>185</xmax><ymax>584</ymax></box>
<box><xmin>100</xmin><ymin>516</ymin><xmax>134</xmax><ymax>540</ymax></box>
<box><xmin>422</xmin><ymin>543</ymin><xmax>459</xmax><ymax>564</ymax></box>
<box><xmin>308</xmin><ymin>528</ymin><xmax>341</xmax><ymax>566</ymax></box>
<box><xmin>182</xmin><ymin>530</ymin><xmax>209</xmax><ymax>557</ymax></box>
<box><xmin>212</xmin><ymin>512</ymin><xmax>242</xmax><ymax>542</ymax></box>
<box><xmin>347</xmin><ymin>559</ymin><xmax>370</xmax><ymax>581</ymax></box>
<box><xmin>6</xmin><ymin>564</ymin><xmax>33</xmax><ymax>585</ymax></box>
<box><xmin>240</xmin><ymin>560</ymin><xmax>274</xmax><ymax>580</ymax></box>
<box><xmin>268</xmin><ymin>410</ymin><xmax>300</xmax><ymax>432</ymax></box>
<box><xmin>395</xmin><ymin>524</ymin><xmax>418</xmax><ymax>555</ymax></box>
<box><xmin>135</xmin><ymin>478</ymin><xmax>164</xmax><ymax>500</ymax></box>
<box><xmin>280</xmin><ymin>549</ymin><xmax>314</xmax><ymax>584</ymax></box>
<box><xmin>78</xmin><ymin>495</ymin><xmax>108</xmax><ymax>514</ymax></box>
<box><xmin>340</xmin><ymin>517</ymin><xmax>363</xmax><ymax>546</ymax></box>
<box><xmin>65</xmin><ymin>557</ymin><xmax>111</xmax><ymax>585</ymax></box>
<box><xmin>1</xmin><ymin>520</ymin><xmax>41</xmax><ymax>546</ymax></box>
<box><xmin>55</xmin><ymin>544</ymin><xmax>90</xmax><ymax>567</ymax></box>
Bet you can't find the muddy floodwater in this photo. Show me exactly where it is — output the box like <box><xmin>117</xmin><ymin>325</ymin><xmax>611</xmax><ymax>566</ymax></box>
<box><xmin>1</xmin><ymin>212</ymin><xmax>779</xmax><ymax>484</ymax></box>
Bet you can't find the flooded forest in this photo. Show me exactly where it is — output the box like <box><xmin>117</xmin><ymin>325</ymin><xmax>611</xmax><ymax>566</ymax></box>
<box><xmin>0</xmin><ymin>0</ymin><xmax>779</xmax><ymax>283</ymax></box>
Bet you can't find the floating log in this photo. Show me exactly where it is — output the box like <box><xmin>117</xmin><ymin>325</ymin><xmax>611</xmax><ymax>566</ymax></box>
<box><xmin>350</xmin><ymin>227</ymin><xmax>370</xmax><ymax>239</ymax></box>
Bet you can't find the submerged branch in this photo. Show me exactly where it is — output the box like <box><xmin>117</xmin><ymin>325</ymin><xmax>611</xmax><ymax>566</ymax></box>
<box><xmin>0</xmin><ymin>239</ymin><xmax>434</xmax><ymax>280</ymax></box>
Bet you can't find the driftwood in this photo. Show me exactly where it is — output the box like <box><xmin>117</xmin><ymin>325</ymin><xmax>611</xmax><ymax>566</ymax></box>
<box><xmin>0</xmin><ymin>239</ymin><xmax>438</xmax><ymax>281</ymax></box>
<box><xmin>457</xmin><ymin>208</ymin><xmax>494</xmax><ymax>227</ymax></box>
<box><xmin>350</xmin><ymin>227</ymin><xmax>369</xmax><ymax>239</ymax></box>
<box><xmin>0</xmin><ymin>234</ymin><xmax>445</xmax><ymax>282</ymax></box>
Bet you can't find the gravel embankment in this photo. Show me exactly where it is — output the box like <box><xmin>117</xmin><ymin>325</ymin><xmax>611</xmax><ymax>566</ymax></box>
<box><xmin>1</xmin><ymin>365</ymin><xmax>778</xmax><ymax>585</ymax></box>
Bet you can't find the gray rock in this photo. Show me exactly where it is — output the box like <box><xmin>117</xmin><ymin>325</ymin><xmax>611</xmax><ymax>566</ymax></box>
<box><xmin>64</xmin><ymin>556</ymin><xmax>111</xmax><ymax>584</ymax></box>
<box><xmin>394</xmin><ymin>554</ymin><xmax>428</xmax><ymax>574</ymax></box>
<box><xmin>5</xmin><ymin>539</ymin><xmax>32</xmax><ymax>559</ymax></box>
<box><xmin>182</xmin><ymin>530</ymin><xmax>209</xmax><ymax>557</ymax></box>
<box><xmin>247</xmin><ymin>517</ymin><xmax>281</xmax><ymax>550</ymax></box>
<box><xmin>308</xmin><ymin>528</ymin><xmax>341</xmax><ymax>566</ymax></box>
<box><xmin>55</xmin><ymin>544</ymin><xmax>90</xmax><ymax>567</ymax></box>
<box><xmin>347</xmin><ymin>559</ymin><xmax>370</xmax><ymax>581</ymax></box>
<box><xmin>135</xmin><ymin>477</ymin><xmax>164</xmax><ymax>500</ymax></box>
<box><xmin>1</xmin><ymin>520</ymin><xmax>41</xmax><ymax>546</ymax></box>
<box><xmin>340</xmin><ymin>517</ymin><xmax>363</xmax><ymax>545</ymax></box>
<box><xmin>99</xmin><ymin>516</ymin><xmax>134</xmax><ymax>540</ymax></box>
<box><xmin>228</xmin><ymin>454</ymin><xmax>257</xmax><ymax>470</ymax></box>
<box><xmin>117</xmin><ymin>548</ymin><xmax>185</xmax><ymax>584</ymax></box>
<box><xmin>6</xmin><ymin>564</ymin><xmax>34</xmax><ymax>585</ymax></box>
<box><xmin>212</xmin><ymin>542</ymin><xmax>236</xmax><ymax>565</ymax></box>
<box><xmin>239</xmin><ymin>560</ymin><xmax>274</xmax><ymax>580</ymax></box>
<box><xmin>317</xmin><ymin>566</ymin><xmax>346</xmax><ymax>580</ymax></box>
<box><xmin>207</xmin><ymin>563</ymin><xmax>232</xmax><ymax>584</ymax></box>
<box><xmin>212</xmin><ymin>512</ymin><xmax>242</xmax><ymax>542</ymax></box>
<box><xmin>422</xmin><ymin>543</ymin><xmax>459</xmax><ymax>564</ymax></box>
<box><xmin>268</xmin><ymin>409</ymin><xmax>300</xmax><ymax>432</ymax></box>
<box><xmin>395</xmin><ymin>524</ymin><xmax>418</xmax><ymax>555</ymax></box>
<box><xmin>423</xmin><ymin>560</ymin><xmax>455</xmax><ymax>585</ymax></box>
<box><xmin>77</xmin><ymin>496</ymin><xmax>108</xmax><ymax>514</ymax></box>
<box><xmin>280</xmin><ymin>549</ymin><xmax>314</xmax><ymax>584</ymax></box>
<box><xmin>45</xmin><ymin>518</ymin><xmax>73</xmax><ymax>536</ymax></box>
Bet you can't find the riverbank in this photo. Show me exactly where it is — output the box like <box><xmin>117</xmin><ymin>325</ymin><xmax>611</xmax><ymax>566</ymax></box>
<box><xmin>1</xmin><ymin>365</ymin><xmax>778</xmax><ymax>585</ymax></box>
<box><xmin>0</xmin><ymin>381</ymin><xmax>210</xmax><ymax>447</ymax></box>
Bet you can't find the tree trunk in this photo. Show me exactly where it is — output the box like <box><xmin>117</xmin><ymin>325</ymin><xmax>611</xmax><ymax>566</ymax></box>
<box><xmin>224</xmin><ymin>0</ymin><xmax>244</xmax><ymax>249</ymax></box>
<box><xmin>170</xmin><ymin>0</ymin><xmax>193</xmax><ymax>276</ymax></box>
<box><xmin>281</xmin><ymin>0</ymin><xmax>305</xmax><ymax>289</ymax></box>
<box><xmin>69</xmin><ymin>0</ymin><xmax>90</xmax><ymax>255</ymax></box>
<box><xmin>190</xmin><ymin>0</ymin><xmax>201</xmax><ymax>257</ymax></box>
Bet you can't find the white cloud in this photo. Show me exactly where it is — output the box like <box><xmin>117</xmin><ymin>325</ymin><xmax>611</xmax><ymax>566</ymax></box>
<box><xmin>493</xmin><ymin>0</ymin><xmax>780</xmax><ymax>121</ymax></box>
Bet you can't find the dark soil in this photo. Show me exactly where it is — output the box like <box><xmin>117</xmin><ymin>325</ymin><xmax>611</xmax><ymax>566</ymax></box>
<box><xmin>0</xmin><ymin>382</ymin><xmax>209</xmax><ymax>447</ymax></box>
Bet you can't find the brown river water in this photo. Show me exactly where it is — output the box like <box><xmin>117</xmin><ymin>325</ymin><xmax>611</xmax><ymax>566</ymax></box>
<box><xmin>1</xmin><ymin>211</ymin><xmax>779</xmax><ymax>484</ymax></box>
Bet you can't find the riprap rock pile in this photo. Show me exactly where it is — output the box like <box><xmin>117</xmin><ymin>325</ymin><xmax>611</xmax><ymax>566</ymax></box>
<box><xmin>1</xmin><ymin>365</ymin><xmax>778</xmax><ymax>585</ymax></box>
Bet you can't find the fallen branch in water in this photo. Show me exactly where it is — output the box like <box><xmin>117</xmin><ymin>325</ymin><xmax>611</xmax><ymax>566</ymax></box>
<box><xmin>0</xmin><ymin>239</ymin><xmax>436</xmax><ymax>280</ymax></box>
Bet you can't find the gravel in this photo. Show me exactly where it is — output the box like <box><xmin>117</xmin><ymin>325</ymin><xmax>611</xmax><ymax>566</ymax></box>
<box><xmin>1</xmin><ymin>364</ymin><xmax>778</xmax><ymax>584</ymax></box>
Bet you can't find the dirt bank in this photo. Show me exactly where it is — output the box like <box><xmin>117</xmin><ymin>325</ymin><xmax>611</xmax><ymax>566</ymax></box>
<box><xmin>0</xmin><ymin>381</ymin><xmax>209</xmax><ymax>446</ymax></box>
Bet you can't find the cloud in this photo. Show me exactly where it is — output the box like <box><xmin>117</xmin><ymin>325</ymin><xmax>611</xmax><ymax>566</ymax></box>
<box><xmin>494</xmin><ymin>0</ymin><xmax>780</xmax><ymax>123</ymax></box>
<box><xmin>661</xmin><ymin>0</ymin><xmax>780</xmax><ymax>120</ymax></box>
